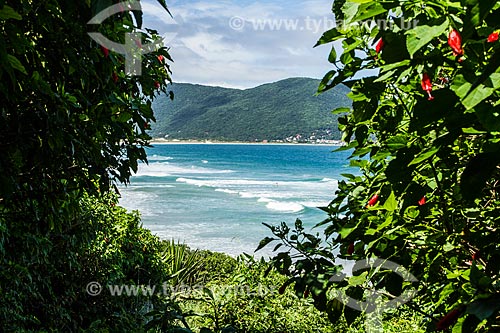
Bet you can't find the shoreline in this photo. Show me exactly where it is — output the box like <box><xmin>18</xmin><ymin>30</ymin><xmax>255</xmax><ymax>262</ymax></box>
<box><xmin>149</xmin><ymin>138</ymin><xmax>344</xmax><ymax>147</ymax></box>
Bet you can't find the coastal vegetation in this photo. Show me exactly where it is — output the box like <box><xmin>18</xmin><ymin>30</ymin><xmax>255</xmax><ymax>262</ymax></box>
<box><xmin>1</xmin><ymin>0</ymin><xmax>499</xmax><ymax>332</ymax></box>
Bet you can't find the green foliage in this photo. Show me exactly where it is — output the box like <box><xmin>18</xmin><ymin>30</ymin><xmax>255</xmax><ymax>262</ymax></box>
<box><xmin>150</xmin><ymin>78</ymin><xmax>351</xmax><ymax>142</ymax></box>
<box><xmin>0</xmin><ymin>0</ymin><xmax>174</xmax><ymax>331</ymax></box>
<box><xmin>180</xmin><ymin>254</ymin><xmax>335</xmax><ymax>333</ymax></box>
<box><xmin>192</xmin><ymin>250</ymin><xmax>239</xmax><ymax>283</ymax></box>
<box><xmin>262</xmin><ymin>0</ymin><xmax>500</xmax><ymax>331</ymax></box>
<box><xmin>162</xmin><ymin>239</ymin><xmax>203</xmax><ymax>286</ymax></box>
<box><xmin>1</xmin><ymin>193</ymin><xmax>174</xmax><ymax>331</ymax></box>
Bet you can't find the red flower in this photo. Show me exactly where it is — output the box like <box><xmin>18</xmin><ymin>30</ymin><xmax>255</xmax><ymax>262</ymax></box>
<box><xmin>367</xmin><ymin>193</ymin><xmax>379</xmax><ymax>207</ymax></box>
<box><xmin>154</xmin><ymin>81</ymin><xmax>161</xmax><ymax>89</ymax></box>
<box><xmin>158</xmin><ymin>55</ymin><xmax>165</xmax><ymax>63</ymax></box>
<box><xmin>488</xmin><ymin>31</ymin><xmax>499</xmax><ymax>43</ymax></box>
<box><xmin>112</xmin><ymin>72</ymin><xmax>118</xmax><ymax>83</ymax></box>
<box><xmin>418</xmin><ymin>196</ymin><xmax>426</xmax><ymax>206</ymax></box>
<box><xmin>101</xmin><ymin>46</ymin><xmax>109</xmax><ymax>58</ymax></box>
<box><xmin>421</xmin><ymin>73</ymin><xmax>434</xmax><ymax>101</ymax></box>
<box><xmin>375</xmin><ymin>38</ymin><xmax>384</xmax><ymax>54</ymax></box>
<box><xmin>436</xmin><ymin>309</ymin><xmax>462</xmax><ymax>331</ymax></box>
<box><xmin>448</xmin><ymin>29</ymin><xmax>464</xmax><ymax>57</ymax></box>
<box><xmin>472</xmin><ymin>251</ymin><xmax>480</xmax><ymax>261</ymax></box>
<box><xmin>347</xmin><ymin>243</ymin><xmax>355</xmax><ymax>255</ymax></box>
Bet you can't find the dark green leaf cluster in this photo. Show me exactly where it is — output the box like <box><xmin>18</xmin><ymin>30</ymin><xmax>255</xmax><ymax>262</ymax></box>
<box><xmin>0</xmin><ymin>0</ymin><xmax>175</xmax><ymax>330</ymax></box>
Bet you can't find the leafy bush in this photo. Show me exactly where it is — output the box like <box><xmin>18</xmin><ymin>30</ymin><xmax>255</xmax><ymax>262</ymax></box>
<box><xmin>263</xmin><ymin>0</ymin><xmax>500</xmax><ymax>331</ymax></box>
<box><xmin>0</xmin><ymin>0</ymin><xmax>173</xmax><ymax>331</ymax></box>
<box><xmin>181</xmin><ymin>254</ymin><xmax>335</xmax><ymax>333</ymax></box>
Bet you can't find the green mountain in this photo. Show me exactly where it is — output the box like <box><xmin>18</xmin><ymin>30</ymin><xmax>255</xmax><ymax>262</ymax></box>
<box><xmin>150</xmin><ymin>77</ymin><xmax>351</xmax><ymax>142</ymax></box>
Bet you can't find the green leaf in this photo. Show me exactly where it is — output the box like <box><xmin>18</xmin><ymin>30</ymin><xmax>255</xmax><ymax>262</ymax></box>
<box><xmin>0</xmin><ymin>5</ymin><xmax>21</xmax><ymax>20</ymax></box>
<box><xmin>352</xmin><ymin>2</ymin><xmax>387</xmax><ymax>22</ymax></box>
<box><xmin>382</xmin><ymin>192</ymin><xmax>397</xmax><ymax>212</ymax></box>
<box><xmin>348</xmin><ymin>271</ymin><xmax>368</xmax><ymax>286</ymax></box>
<box><xmin>462</xmin><ymin>73</ymin><xmax>500</xmax><ymax>110</ymax></box>
<box><xmin>462</xmin><ymin>127</ymin><xmax>487</xmax><ymax>134</ymax></box>
<box><xmin>203</xmin><ymin>287</ymin><xmax>214</xmax><ymax>300</ymax></box>
<box><xmin>155</xmin><ymin>0</ymin><xmax>172</xmax><ymax>16</ymax></box>
<box><xmin>339</xmin><ymin>226</ymin><xmax>356</xmax><ymax>239</ymax></box>
<box><xmin>7</xmin><ymin>55</ymin><xmax>27</xmax><ymax>75</ymax></box>
<box><xmin>332</xmin><ymin>107</ymin><xmax>350</xmax><ymax>115</ymax></box>
<box><xmin>408</xmin><ymin>147</ymin><xmax>439</xmax><ymax>166</ymax></box>
<box><xmin>315</xmin><ymin>28</ymin><xmax>343</xmax><ymax>47</ymax></box>
<box><xmin>0</xmin><ymin>5</ymin><xmax>23</xmax><ymax>20</ymax></box>
<box><xmin>405</xmin><ymin>18</ymin><xmax>449</xmax><ymax>58</ymax></box>
<box><xmin>443</xmin><ymin>243</ymin><xmax>455</xmax><ymax>252</ymax></box>
<box><xmin>467</xmin><ymin>297</ymin><xmax>500</xmax><ymax>321</ymax></box>
<box><xmin>386</xmin><ymin>135</ymin><xmax>407</xmax><ymax>150</ymax></box>
<box><xmin>255</xmin><ymin>237</ymin><xmax>275</xmax><ymax>252</ymax></box>
<box><xmin>328</xmin><ymin>46</ymin><xmax>337</xmax><ymax>63</ymax></box>
<box><xmin>318</xmin><ymin>70</ymin><xmax>336</xmax><ymax>92</ymax></box>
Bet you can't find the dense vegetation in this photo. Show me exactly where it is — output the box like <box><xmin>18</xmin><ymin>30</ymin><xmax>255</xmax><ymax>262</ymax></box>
<box><xmin>0</xmin><ymin>1</ymin><xmax>347</xmax><ymax>331</ymax></box>
<box><xmin>3</xmin><ymin>0</ymin><xmax>499</xmax><ymax>332</ymax></box>
<box><xmin>0</xmin><ymin>0</ymin><xmax>173</xmax><ymax>330</ymax></box>
<box><xmin>262</xmin><ymin>0</ymin><xmax>500</xmax><ymax>332</ymax></box>
<box><xmin>150</xmin><ymin>78</ymin><xmax>351</xmax><ymax>142</ymax></box>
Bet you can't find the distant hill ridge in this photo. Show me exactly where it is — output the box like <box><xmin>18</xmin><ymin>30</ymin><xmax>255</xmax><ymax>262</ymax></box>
<box><xmin>150</xmin><ymin>77</ymin><xmax>351</xmax><ymax>142</ymax></box>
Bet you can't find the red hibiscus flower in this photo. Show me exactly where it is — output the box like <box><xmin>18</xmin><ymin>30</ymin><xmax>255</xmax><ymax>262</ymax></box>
<box><xmin>375</xmin><ymin>38</ymin><xmax>384</xmax><ymax>54</ymax></box>
<box><xmin>448</xmin><ymin>29</ymin><xmax>464</xmax><ymax>57</ymax></box>
<box><xmin>367</xmin><ymin>193</ymin><xmax>379</xmax><ymax>207</ymax></box>
<box><xmin>488</xmin><ymin>31</ymin><xmax>499</xmax><ymax>43</ymax></box>
<box><xmin>101</xmin><ymin>46</ymin><xmax>109</xmax><ymax>58</ymax></box>
<box><xmin>421</xmin><ymin>73</ymin><xmax>434</xmax><ymax>101</ymax></box>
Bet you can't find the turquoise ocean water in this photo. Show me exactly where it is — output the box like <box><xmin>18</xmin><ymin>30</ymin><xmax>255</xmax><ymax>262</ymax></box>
<box><xmin>119</xmin><ymin>144</ymin><xmax>352</xmax><ymax>256</ymax></box>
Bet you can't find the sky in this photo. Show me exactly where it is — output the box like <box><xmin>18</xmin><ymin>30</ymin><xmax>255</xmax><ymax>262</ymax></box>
<box><xmin>141</xmin><ymin>0</ymin><xmax>337</xmax><ymax>89</ymax></box>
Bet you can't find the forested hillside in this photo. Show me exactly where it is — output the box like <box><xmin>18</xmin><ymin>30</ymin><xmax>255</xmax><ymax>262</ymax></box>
<box><xmin>150</xmin><ymin>78</ymin><xmax>351</xmax><ymax>142</ymax></box>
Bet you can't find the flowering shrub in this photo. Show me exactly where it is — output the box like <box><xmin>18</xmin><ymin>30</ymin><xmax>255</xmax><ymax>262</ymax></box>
<box><xmin>262</xmin><ymin>0</ymin><xmax>500</xmax><ymax>331</ymax></box>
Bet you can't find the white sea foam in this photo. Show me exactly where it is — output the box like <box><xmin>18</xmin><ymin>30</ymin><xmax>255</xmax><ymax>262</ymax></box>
<box><xmin>175</xmin><ymin>178</ymin><xmax>323</xmax><ymax>188</ymax></box>
<box><xmin>176</xmin><ymin>177</ymin><xmax>338</xmax><ymax>212</ymax></box>
<box><xmin>136</xmin><ymin>163</ymin><xmax>233</xmax><ymax>177</ymax></box>
<box><xmin>215</xmin><ymin>188</ymin><xmax>239</xmax><ymax>195</ymax></box>
<box><xmin>266</xmin><ymin>201</ymin><xmax>305</xmax><ymax>213</ymax></box>
<box><xmin>301</xmin><ymin>201</ymin><xmax>330</xmax><ymax>208</ymax></box>
<box><xmin>149</xmin><ymin>155</ymin><xmax>174</xmax><ymax>161</ymax></box>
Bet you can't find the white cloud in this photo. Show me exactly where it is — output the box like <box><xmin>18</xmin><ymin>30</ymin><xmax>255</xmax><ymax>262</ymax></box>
<box><xmin>142</xmin><ymin>0</ymin><xmax>337</xmax><ymax>88</ymax></box>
